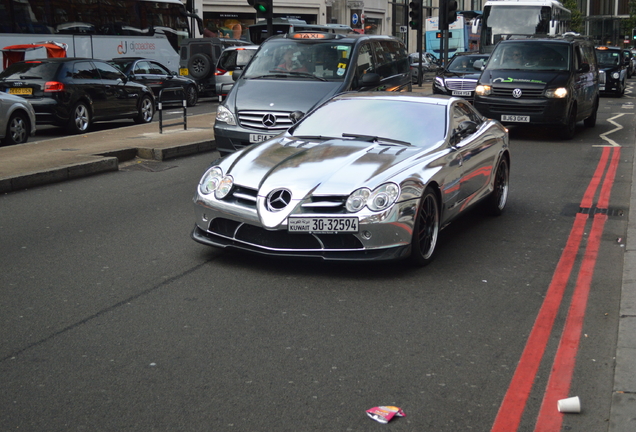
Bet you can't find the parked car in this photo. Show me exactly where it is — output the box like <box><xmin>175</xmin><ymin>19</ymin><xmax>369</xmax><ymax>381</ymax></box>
<box><xmin>623</xmin><ymin>48</ymin><xmax>633</xmax><ymax>78</ymax></box>
<box><xmin>0</xmin><ymin>58</ymin><xmax>155</xmax><ymax>134</ymax></box>
<box><xmin>179</xmin><ymin>37</ymin><xmax>252</xmax><ymax>96</ymax></box>
<box><xmin>193</xmin><ymin>92</ymin><xmax>510</xmax><ymax>266</ymax></box>
<box><xmin>474</xmin><ymin>34</ymin><xmax>599</xmax><ymax>140</ymax></box>
<box><xmin>214</xmin><ymin>32</ymin><xmax>412</xmax><ymax>154</ymax></box>
<box><xmin>596</xmin><ymin>46</ymin><xmax>628</xmax><ymax>96</ymax></box>
<box><xmin>108</xmin><ymin>57</ymin><xmax>199</xmax><ymax>107</ymax></box>
<box><xmin>0</xmin><ymin>92</ymin><xmax>36</xmax><ymax>146</ymax></box>
<box><xmin>433</xmin><ymin>53</ymin><xmax>490</xmax><ymax>102</ymax></box>
<box><xmin>214</xmin><ymin>45</ymin><xmax>259</xmax><ymax>101</ymax></box>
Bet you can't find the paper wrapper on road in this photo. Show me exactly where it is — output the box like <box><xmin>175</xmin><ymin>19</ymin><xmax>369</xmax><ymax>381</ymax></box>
<box><xmin>366</xmin><ymin>406</ymin><xmax>406</xmax><ymax>423</ymax></box>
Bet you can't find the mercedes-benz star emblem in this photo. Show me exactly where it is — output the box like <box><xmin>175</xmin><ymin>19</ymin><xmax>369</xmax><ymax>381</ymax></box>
<box><xmin>267</xmin><ymin>188</ymin><xmax>292</xmax><ymax>211</ymax></box>
<box><xmin>262</xmin><ymin>113</ymin><xmax>276</xmax><ymax>127</ymax></box>
<box><xmin>512</xmin><ymin>88</ymin><xmax>522</xmax><ymax>98</ymax></box>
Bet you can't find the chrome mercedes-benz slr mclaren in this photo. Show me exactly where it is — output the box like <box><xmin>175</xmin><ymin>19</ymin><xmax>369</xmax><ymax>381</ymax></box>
<box><xmin>192</xmin><ymin>93</ymin><xmax>510</xmax><ymax>265</ymax></box>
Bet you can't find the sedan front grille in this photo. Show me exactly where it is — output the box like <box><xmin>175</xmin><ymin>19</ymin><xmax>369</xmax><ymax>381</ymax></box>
<box><xmin>445</xmin><ymin>79</ymin><xmax>477</xmax><ymax>91</ymax></box>
<box><xmin>238</xmin><ymin>110</ymin><xmax>293</xmax><ymax>132</ymax></box>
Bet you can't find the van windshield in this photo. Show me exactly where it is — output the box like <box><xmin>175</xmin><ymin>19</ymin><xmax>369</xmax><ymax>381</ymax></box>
<box><xmin>484</xmin><ymin>42</ymin><xmax>570</xmax><ymax>72</ymax></box>
<box><xmin>243</xmin><ymin>40</ymin><xmax>353</xmax><ymax>81</ymax></box>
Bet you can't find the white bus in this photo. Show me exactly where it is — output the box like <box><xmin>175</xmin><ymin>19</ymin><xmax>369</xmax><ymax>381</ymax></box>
<box><xmin>0</xmin><ymin>0</ymin><xmax>202</xmax><ymax>70</ymax></box>
<box><xmin>474</xmin><ymin>0</ymin><xmax>571</xmax><ymax>53</ymax></box>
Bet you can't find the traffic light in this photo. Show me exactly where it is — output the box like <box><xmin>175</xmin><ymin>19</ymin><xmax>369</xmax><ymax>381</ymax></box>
<box><xmin>445</xmin><ymin>0</ymin><xmax>458</xmax><ymax>25</ymax></box>
<box><xmin>409</xmin><ymin>1</ymin><xmax>421</xmax><ymax>30</ymax></box>
<box><xmin>632</xmin><ymin>28</ymin><xmax>636</xmax><ymax>40</ymax></box>
<box><xmin>247</xmin><ymin>0</ymin><xmax>273</xmax><ymax>19</ymax></box>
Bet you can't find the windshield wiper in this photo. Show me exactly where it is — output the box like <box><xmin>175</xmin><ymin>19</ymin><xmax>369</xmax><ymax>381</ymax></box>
<box><xmin>262</xmin><ymin>71</ymin><xmax>327</xmax><ymax>81</ymax></box>
<box><xmin>342</xmin><ymin>133</ymin><xmax>411</xmax><ymax>146</ymax></box>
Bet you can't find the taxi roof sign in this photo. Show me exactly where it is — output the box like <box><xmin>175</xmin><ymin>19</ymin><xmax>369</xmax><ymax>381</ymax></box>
<box><xmin>290</xmin><ymin>32</ymin><xmax>335</xmax><ymax>39</ymax></box>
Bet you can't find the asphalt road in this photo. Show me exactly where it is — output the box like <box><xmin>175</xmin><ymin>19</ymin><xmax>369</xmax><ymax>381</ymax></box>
<box><xmin>0</xmin><ymin>88</ymin><xmax>633</xmax><ymax>431</ymax></box>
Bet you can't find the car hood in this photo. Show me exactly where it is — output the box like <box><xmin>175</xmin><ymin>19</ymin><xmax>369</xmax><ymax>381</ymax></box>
<box><xmin>480</xmin><ymin>70</ymin><xmax>569</xmax><ymax>87</ymax></box>
<box><xmin>220</xmin><ymin>137</ymin><xmax>432</xmax><ymax>227</ymax></box>
<box><xmin>231</xmin><ymin>79</ymin><xmax>343</xmax><ymax>113</ymax></box>
<box><xmin>439</xmin><ymin>70</ymin><xmax>481</xmax><ymax>80</ymax></box>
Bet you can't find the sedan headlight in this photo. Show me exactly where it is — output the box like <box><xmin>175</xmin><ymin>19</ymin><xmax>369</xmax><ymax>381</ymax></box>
<box><xmin>199</xmin><ymin>167</ymin><xmax>234</xmax><ymax>199</ymax></box>
<box><xmin>215</xmin><ymin>105</ymin><xmax>236</xmax><ymax>125</ymax></box>
<box><xmin>434</xmin><ymin>76</ymin><xmax>445</xmax><ymax>89</ymax></box>
<box><xmin>545</xmin><ymin>87</ymin><xmax>568</xmax><ymax>98</ymax></box>
<box><xmin>346</xmin><ymin>183</ymin><xmax>400</xmax><ymax>213</ymax></box>
<box><xmin>612</xmin><ymin>71</ymin><xmax>620</xmax><ymax>79</ymax></box>
<box><xmin>475</xmin><ymin>84</ymin><xmax>491</xmax><ymax>96</ymax></box>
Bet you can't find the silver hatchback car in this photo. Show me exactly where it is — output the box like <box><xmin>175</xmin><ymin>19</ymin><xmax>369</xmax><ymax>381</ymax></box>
<box><xmin>0</xmin><ymin>92</ymin><xmax>36</xmax><ymax>146</ymax></box>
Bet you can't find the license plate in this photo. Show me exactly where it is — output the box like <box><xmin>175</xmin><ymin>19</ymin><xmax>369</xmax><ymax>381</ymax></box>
<box><xmin>9</xmin><ymin>88</ymin><xmax>32</xmax><ymax>95</ymax></box>
<box><xmin>599</xmin><ymin>86</ymin><xmax>605</xmax><ymax>91</ymax></box>
<box><xmin>452</xmin><ymin>90</ymin><xmax>472</xmax><ymax>96</ymax></box>
<box><xmin>249</xmin><ymin>134</ymin><xmax>276</xmax><ymax>143</ymax></box>
<box><xmin>179</xmin><ymin>67</ymin><xmax>188</xmax><ymax>76</ymax></box>
<box><xmin>288</xmin><ymin>217</ymin><xmax>359</xmax><ymax>234</ymax></box>
<box><xmin>501</xmin><ymin>114</ymin><xmax>530</xmax><ymax>122</ymax></box>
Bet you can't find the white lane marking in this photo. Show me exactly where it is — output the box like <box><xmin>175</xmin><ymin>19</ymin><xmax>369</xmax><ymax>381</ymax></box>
<box><xmin>595</xmin><ymin>113</ymin><xmax>625</xmax><ymax>147</ymax></box>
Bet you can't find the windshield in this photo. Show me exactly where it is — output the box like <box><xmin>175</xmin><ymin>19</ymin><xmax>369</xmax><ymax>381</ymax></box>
<box><xmin>596</xmin><ymin>50</ymin><xmax>621</xmax><ymax>67</ymax></box>
<box><xmin>243</xmin><ymin>40</ymin><xmax>353</xmax><ymax>81</ymax></box>
<box><xmin>0</xmin><ymin>61</ymin><xmax>59</xmax><ymax>79</ymax></box>
<box><xmin>447</xmin><ymin>55</ymin><xmax>489</xmax><ymax>73</ymax></box>
<box><xmin>484</xmin><ymin>42</ymin><xmax>570</xmax><ymax>71</ymax></box>
<box><xmin>291</xmin><ymin>98</ymin><xmax>447</xmax><ymax>148</ymax></box>
<box><xmin>483</xmin><ymin>6</ymin><xmax>551</xmax><ymax>43</ymax></box>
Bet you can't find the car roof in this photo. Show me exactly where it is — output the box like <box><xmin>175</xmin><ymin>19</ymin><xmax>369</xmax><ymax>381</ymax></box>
<box><xmin>267</xmin><ymin>32</ymin><xmax>403</xmax><ymax>45</ymax></box>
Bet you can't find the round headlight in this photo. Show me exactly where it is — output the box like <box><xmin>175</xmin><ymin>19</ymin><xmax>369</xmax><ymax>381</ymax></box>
<box><xmin>368</xmin><ymin>183</ymin><xmax>400</xmax><ymax>211</ymax></box>
<box><xmin>612</xmin><ymin>71</ymin><xmax>620</xmax><ymax>79</ymax></box>
<box><xmin>346</xmin><ymin>188</ymin><xmax>370</xmax><ymax>213</ymax></box>
<box><xmin>215</xmin><ymin>175</ymin><xmax>234</xmax><ymax>199</ymax></box>
<box><xmin>199</xmin><ymin>167</ymin><xmax>223</xmax><ymax>195</ymax></box>
<box><xmin>215</xmin><ymin>105</ymin><xmax>236</xmax><ymax>125</ymax></box>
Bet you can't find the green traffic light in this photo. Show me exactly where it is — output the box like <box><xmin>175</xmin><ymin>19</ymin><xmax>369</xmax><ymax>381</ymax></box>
<box><xmin>256</xmin><ymin>4</ymin><xmax>267</xmax><ymax>12</ymax></box>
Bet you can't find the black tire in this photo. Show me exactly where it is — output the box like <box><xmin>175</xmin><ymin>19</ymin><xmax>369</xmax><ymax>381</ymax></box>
<box><xmin>584</xmin><ymin>98</ymin><xmax>598</xmax><ymax>128</ymax></box>
<box><xmin>560</xmin><ymin>105</ymin><xmax>577</xmax><ymax>140</ymax></box>
<box><xmin>410</xmin><ymin>186</ymin><xmax>440</xmax><ymax>267</ymax></box>
<box><xmin>185</xmin><ymin>84</ymin><xmax>198</xmax><ymax>107</ymax></box>
<box><xmin>66</xmin><ymin>102</ymin><xmax>91</xmax><ymax>134</ymax></box>
<box><xmin>134</xmin><ymin>95</ymin><xmax>154</xmax><ymax>124</ymax></box>
<box><xmin>3</xmin><ymin>111</ymin><xmax>29</xmax><ymax>145</ymax></box>
<box><xmin>486</xmin><ymin>157</ymin><xmax>510</xmax><ymax>216</ymax></box>
<box><xmin>188</xmin><ymin>53</ymin><xmax>213</xmax><ymax>79</ymax></box>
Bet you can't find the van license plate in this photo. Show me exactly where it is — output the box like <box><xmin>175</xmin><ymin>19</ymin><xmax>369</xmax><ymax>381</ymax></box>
<box><xmin>501</xmin><ymin>115</ymin><xmax>529</xmax><ymax>122</ymax></box>
<box><xmin>249</xmin><ymin>134</ymin><xmax>276</xmax><ymax>143</ymax></box>
<box><xmin>452</xmin><ymin>90</ymin><xmax>472</xmax><ymax>96</ymax></box>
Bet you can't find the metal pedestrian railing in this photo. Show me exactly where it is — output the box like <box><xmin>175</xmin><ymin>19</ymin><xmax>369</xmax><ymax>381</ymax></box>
<box><xmin>157</xmin><ymin>87</ymin><xmax>187</xmax><ymax>134</ymax></box>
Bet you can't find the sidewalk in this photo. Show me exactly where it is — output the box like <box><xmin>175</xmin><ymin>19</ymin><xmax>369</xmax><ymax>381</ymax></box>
<box><xmin>0</xmin><ymin>113</ymin><xmax>216</xmax><ymax>194</ymax></box>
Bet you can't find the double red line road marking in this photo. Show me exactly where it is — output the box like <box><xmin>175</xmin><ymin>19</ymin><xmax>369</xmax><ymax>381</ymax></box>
<box><xmin>491</xmin><ymin>145</ymin><xmax>621</xmax><ymax>431</ymax></box>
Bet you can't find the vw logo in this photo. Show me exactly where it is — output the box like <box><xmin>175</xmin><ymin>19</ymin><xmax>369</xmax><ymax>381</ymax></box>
<box><xmin>267</xmin><ymin>188</ymin><xmax>292</xmax><ymax>211</ymax></box>
<box><xmin>512</xmin><ymin>88</ymin><xmax>522</xmax><ymax>98</ymax></box>
<box><xmin>262</xmin><ymin>113</ymin><xmax>277</xmax><ymax>128</ymax></box>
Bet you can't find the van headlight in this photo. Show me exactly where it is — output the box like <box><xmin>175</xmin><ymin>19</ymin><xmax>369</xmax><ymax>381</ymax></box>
<box><xmin>215</xmin><ymin>105</ymin><xmax>236</xmax><ymax>125</ymax></box>
<box><xmin>545</xmin><ymin>87</ymin><xmax>568</xmax><ymax>98</ymax></box>
<box><xmin>475</xmin><ymin>84</ymin><xmax>491</xmax><ymax>96</ymax></box>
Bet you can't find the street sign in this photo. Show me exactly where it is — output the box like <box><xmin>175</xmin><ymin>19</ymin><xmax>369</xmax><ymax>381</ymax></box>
<box><xmin>400</xmin><ymin>26</ymin><xmax>407</xmax><ymax>33</ymax></box>
<box><xmin>352</xmin><ymin>13</ymin><xmax>359</xmax><ymax>25</ymax></box>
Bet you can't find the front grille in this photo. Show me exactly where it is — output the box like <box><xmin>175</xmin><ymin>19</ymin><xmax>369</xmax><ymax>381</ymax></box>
<box><xmin>446</xmin><ymin>79</ymin><xmax>477</xmax><ymax>91</ymax></box>
<box><xmin>485</xmin><ymin>102</ymin><xmax>546</xmax><ymax>114</ymax></box>
<box><xmin>299</xmin><ymin>195</ymin><xmax>348</xmax><ymax>214</ymax></box>
<box><xmin>208</xmin><ymin>218</ymin><xmax>364</xmax><ymax>250</ymax></box>
<box><xmin>238</xmin><ymin>110</ymin><xmax>293</xmax><ymax>132</ymax></box>
<box><xmin>491</xmin><ymin>87</ymin><xmax>544</xmax><ymax>98</ymax></box>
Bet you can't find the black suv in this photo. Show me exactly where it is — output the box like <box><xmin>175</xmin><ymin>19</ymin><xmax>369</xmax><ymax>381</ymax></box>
<box><xmin>595</xmin><ymin>46</ymin><xmax>628</xmax><ymax>96</ymax></box>
<box><xmin>179</xmin><ymin>37</ymin><xmax>252</xmax><ymax>96</ymax></box>
<box><xmin>0</xmin><ymin>58</ymin><xmax>155</xmax><ymax>134</ymax></box>
<box><xmin>474</xmin><ymin>35</ymin><xmax>599</xmax><ymax>140</ymax></box>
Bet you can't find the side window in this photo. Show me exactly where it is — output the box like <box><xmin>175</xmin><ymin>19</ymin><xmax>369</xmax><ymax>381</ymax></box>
<box><xmin>355</xmin><ymin>43</ymin><xmax>375</xmax><ymax>77</ymax></box>
<box><xmin>94</xmin><ymin>61</ymin><xmax>125</xmax><ymax>81</ymax></box>
<box><xmin>149</xmin><ymin>62</ymin><xmax>167</xmax><ymax>75</ymax></box>
<box><xmin>395</xmin><ymin>42</ymin><xmax>409</xmax><ymax>74</ymax></box>
<box><xmin>72</xmin><ymin>61</ymin><xmax>98</xmax><ymax>79</ymax></box>
<box><xmin>451</xmin><ymin>102</ymin><xmax>482</xmax><ymax>133</ymax></box>
<box><xmin>574</xmin><ymin>46</ymin><xmax>583</xmax><ymax>71</ymax></box>
<box><xmin>134</xmin><ymin>61</ymin><xmax>151</xmax><ymax>74</ymax></box>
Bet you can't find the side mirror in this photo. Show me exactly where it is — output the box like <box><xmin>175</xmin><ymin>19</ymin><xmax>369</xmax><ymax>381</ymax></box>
<box><xmin>473</xmin><ymin>59</ymin><xmax>484</xmax><ymax>70</ymax></box>
<box><xmin>360</xmin><ymin>72</ymin><xmax>381</xmax><ymax>87</ymax></box>
<box><xmin>453</xmin><ymin>120</ymin><xmax>478</xmax><ymax>144</ymax></box>
<box><xmin>232</xmin><ymin>70</ymin><xmax>242</xmax><ymax>81</ymax></box>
